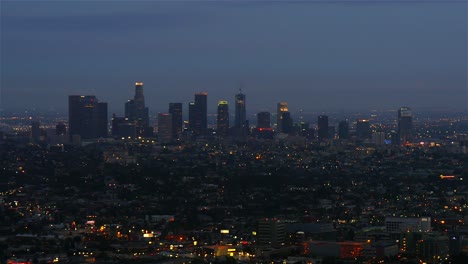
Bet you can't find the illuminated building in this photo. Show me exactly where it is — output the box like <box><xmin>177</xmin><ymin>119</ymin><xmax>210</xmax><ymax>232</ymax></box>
<box><xmin>317</xmin><ymin>115</ymin><xmax>328</xmax><ymax>141</ymax></box>
<box><xmin>258</xmin><ymin>218</ymin><xmax>287</xmax><ymax>246</ymax></box>
<box><xmin>398</xmin><ymin>107</ymin><xmax>413</xmax><ymax>144</ymax></box>
<box><xmin>169</xmin><ymin>102</ymin><xmax>183</xmax><ymax>138</ymax></box>
<box><xmin>416</xmin><ymin>233</ymin><xmax>449</xmax><ymax>263</ymax></box>
<box><xmin>125</xmin><ymin>82</ymin><xmax>150</xmax><ymax>137</ymax></box>
<box><xmin>385</xmin><ymin>217</ymin><xmax>431</xmax><ymax>234</ymax></box>
<box><xmin>256</xmin><ymin>112</ymin><xmax>273</xmax><ymax>139</ymax></box>
<box><xmin>338</xmin><ymin>120</ymin><xmax>349</xmax><ymax>139</ymax></box>
<box><xmin>158</xmin><ymin>113</ymin><xmax>173</xmax><ymax>143</ymax></box>
<box><xmin>69</xmin><ymin>95</ymin><xmax>108</xmax><ymax>140</ymax></box>
<box><xmin>356</xmin><ymin>119</ymin><xmax>371</xmax><ymax>140</ymax></box>
<box><xmin>276</xmin><ymin>102</ymin><xmax>288</xmax><ymax>132</ymax></box>
<box><xmin>257</xmin><ymin>112</ymin><xmax>271</xmax><ymax>128</ymax></box>
<box><xmin>217</xmin><ymin>101</ymin><xmax>229</xmax><ymax>136</ymax></box>
<box><xmin>189</xmin><ymin>93</ymin><xmax>207</xmax><ymax>136</ymax></box>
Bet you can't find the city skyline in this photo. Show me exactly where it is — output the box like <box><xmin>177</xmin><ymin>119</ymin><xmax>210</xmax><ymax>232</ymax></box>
<box><xmin>1</xmin><ymin>1</ymin><xmax>466</xmax><ymax>113</ymax></box>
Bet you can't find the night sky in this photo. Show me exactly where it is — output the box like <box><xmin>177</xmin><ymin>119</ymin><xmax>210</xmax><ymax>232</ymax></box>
<box><xmin>1</xmin><ymin>0</ymin><xmax>467</xmax><ymax>114</ymax></box>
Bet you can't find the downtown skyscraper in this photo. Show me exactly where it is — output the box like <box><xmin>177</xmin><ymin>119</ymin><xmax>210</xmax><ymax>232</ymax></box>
<box><xmin>217</xmin><ymin>101</ymin><xmax>229</xmax><ymax>137</ymax></box>
<box><xmin>276</xmin><ymin>102</ymin><xmax>288</xmax><ymax>133</ymax></box>
<box><xmin>398</xmin><ymin>107</ymin><xmax>413</xmax><ymax>144</ymax></box>
<box><xmin>188</xmin><ymin>92</ymin><xmax>208</xmax><ymax>137</ymax></box>
<box><xmin>234</xmin><ymin>90</ymin><xmax>248</xmax><ymax>137</ymax></box>
<box><xmin>125</xmin><ymin>82</ymin><xmax>150</xmax><ymax>136</ymax></box>
<box><xmin>69</xmin><ymin>95</ymin><xmax>108</xmax><ymax>141</ymax></box>
<box><xmin>169</xmin><ymin>103</ymin><xmax>183</xmax><ymax>139</ymax></box>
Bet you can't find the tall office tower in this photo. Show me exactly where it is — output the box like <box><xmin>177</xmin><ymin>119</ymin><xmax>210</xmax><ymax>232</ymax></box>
<box><xmin>98</xmin><ymin>102</ymin><xmax>108</xmax><ymax>137</ymax></box>
<box><xmin>338</xmin><ymin>120</ymin><xmax>349</xmax><ymax>139</ymax></box>
<box><xmin>217</xmin><ymin>101</ymin><xmax>229</xmax><ymax>136</ymax></box>
<box><xmin>280</xmin><ymin>112</ymin><xmax>293</xmax><ymax>134</ymax></box>
<box><xmin>169</xmin><ymin>103</ymin><xmax>183</xmax><ymax>139</ymax></box>
<box><xmin>69</xmin><ymin>95</ymin><xmax>108</xmax><ymax>140</ymax></box>
<box><xmin>188</xmin><ymin>92</ymin><xmax>207</xmax><ymax>136</ymax></box>
<box><xmin>234</xmin><ymin>91</ymin><xmax>248</xmax><ymax>137</ymax></box>
<box><xmin>258</xmin><ymin>219</ymin><xmax>287</xmax><ymax>246</ymax></box>
<box><xmin>398</xmin><ymin>107</ymin><xmax>413</xmax><ymax>144</ymax></box>
<box><xmin>158</xmin><ymin>113</ymin><xmax>173</xmax><ymax>143</ymax></box>
<box><xmin>188</xmin><ymin>102</ymin><xmax>196</xmax><ymax>134</ymax></box>
<box><xmin>125</xmin><ymin>82</ymin><xmax>150</xmax><ymax>136</ymax></box>
<box><xmin>234</xmin><ymin>91</ymin><xmax>246</xmax><ymax>128</ymax></box>
<box><xmin>356</xmin><ymin>119</ymin><xmax>371</xmax><ymax>140</ymax></box>
<box><xmin>257</xmin><ymin>112</ymin><xmax>271</xmax><ymax>128</ymax></box>
<box><xmin>317</xmin><ymin>115</ymin><xmax>329</xmax><ymax>141</ymax></box>
<box><xmin>276</xmin><ymin>102</ymin><xmax>289</xmax><ymax>132</ymax></box>
<box><xmin>31</xmin><ymin>121</ymin><xmax>41</xmax><ymax>143</ymax></box>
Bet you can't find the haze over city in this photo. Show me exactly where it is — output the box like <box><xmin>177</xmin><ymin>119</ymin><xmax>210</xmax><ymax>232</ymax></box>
<box><xmin>1</xmin><ymin>0</ymin><xmax>467</xmax><ymax>113</ymax></box>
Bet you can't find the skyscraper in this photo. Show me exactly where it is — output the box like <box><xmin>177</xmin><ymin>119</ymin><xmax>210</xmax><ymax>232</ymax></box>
<box><xmin>158</xmin><ymin>113</ymin><xmax>173</xmax><ymax>143</ymax></box>
<box><xmin>189</xmin><ymin>93</ymin><xmax>208</xmax><ymax>136</ymax></box>
<box><xmin>234</xmin><ymin>90</ymin><xmax>248</xmax><ymax>137</ymax></box>
<box><xmin>257</xmin><ymin>112</ymin><xmax>271</xmax><ymax>128</ymax></box>
<box><xmin>356</xmin><ymin>119</ymin><xmax>371</xmax><ymax>140</ymax></box>
<box><xmin>338</xmin><ymin>120</ymin><xmax>349</xmax><ymax>140</ymax></box>
<box><xmin>188</xmin><ymin>102</ymin><xmax>196</xmax><ymax>134</ymax></box>
<box><xmin>280</xmin><ymin>112</ymin><xmax>293</xmax><ymax>134</ymax></box>
<box><xmin>276</xmin><ymin>102</ymin><xmax>288</xmax><ymax>133</ymax></box>
<box><xmin>234</xmin><ymin>91</ymin><xmax>246</xmax><ymax>128</ymax></box>
<box><xmin>69</xmin><ymin>95</ymin><xmax>108</xmax><ymax>140</ymax></box>
<box><xmin>125</xmin><ymin>82</ymin><xmax>149</xmax><ymax>136</ymax></box>
<box><xmin>317</xmin><ymin>115</ymin><xmax>329</xmax><ymax>141</ymax></box>
<box><xmin>398</xmin><ymin>107</ymin><xmax>413</xmax><ymax>144</ymax></box>
<box><xmin>217</xmin><ymin>101</ymin><xmax>229</xmax><ymax>137</ymax></box>
<box><xmin>169</xmin><ymin>103</ymin><xmax>183</xmax><ymax>139</ymax></box>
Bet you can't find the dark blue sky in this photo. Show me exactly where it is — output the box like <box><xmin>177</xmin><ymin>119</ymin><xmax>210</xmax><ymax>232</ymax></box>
<box><xmin>1</xmin><ymin>0</ymin><xmax>467</xmax><ymax>114</ymax></box>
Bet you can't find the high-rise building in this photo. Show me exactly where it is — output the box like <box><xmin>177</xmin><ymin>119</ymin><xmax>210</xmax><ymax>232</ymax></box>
<box><xmin>276</xmin><ymin>102</ymin><xmax>288</xmax><ymax>133</ymax></box>
<box><xmin>188</xmin><ymin>92</ymin><xmax>208</xmax><ymax>137</ymax></box>
<box><xmin>398</xmin><ymin>107</ymin><xmax>413</xmax><ymax>144</ymax></box>
<box><xmin>158</xmin><ymin>113</ymin><xmax>173</xmax><ymax>143</ymax></box>
<box><xmin>69</xmin><ymin>95</ymin><xmax>108</xmax><ymax>140</ymax></box>
<box><xmin>356</xmin><ymin>119</ymin><xmax>371</xmax><ymax>140</ymax></box>
<box><xmin>233</xmin><ymin>91</ymin><xmax>248</xmax><ymax>137</ymax></box>
<box><xmin>317</xmin><ymin>115</ymin><xmax>329</xmax><ymax>141</ymax></box>
<box><xmin>280</xmin><ymin>112</ymin><xmax>293</xmax><ymax>134</ymax></box>
<box><xmin>257</xmin><ymin>112</ymin><xmax>271</xmax><ymax>128</ymax></box>
<box><xmin>338</xmin><ymin>120</ymin><xmax>349</xmax><ymax>140</ymax></box>
<box><xmin>258</xmin><ymin>218</ymin><xmax>287</xmax><ymax>246</ymax></box>
<box><xmin>125</xmin><ymin>82</ymin><xmax>150</xmax><ymax>136</ymax></box>
<box><xmin>188</xmin><ymin>102</ymin><xmax>196</xmax><ymax>134</ymax></box>
<box><xmin>169</xmin><ymin>103</ymin><xmax>183</xmax><ymax>139</ymax></box>
<box><xmin>217</xmin><ymin>101</ymin><xmax>229</xmax><ymax>136</ymax></box>
<box><xmin>234</xmin><ymin>91</ymin><xmax>246</xmax><ymax>129</ymax></box>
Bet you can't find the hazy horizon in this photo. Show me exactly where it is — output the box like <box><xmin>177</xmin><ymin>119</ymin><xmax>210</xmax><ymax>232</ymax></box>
<box><xmin>1</xmin><ymin>0</ymin><xmax>467</xmax><ymax>114</ymax></box>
